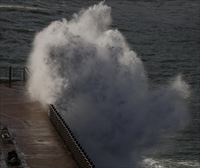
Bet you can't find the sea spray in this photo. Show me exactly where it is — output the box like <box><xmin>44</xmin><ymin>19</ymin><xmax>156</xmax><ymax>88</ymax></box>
<box><xmin>27</xmin><ymin>2</ymin><xmax>190</xmax><ymax>167</ymax></box>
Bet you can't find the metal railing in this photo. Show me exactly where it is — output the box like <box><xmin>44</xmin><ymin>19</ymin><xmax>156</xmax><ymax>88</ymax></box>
<box><xmin>49</xmin><ymin>105</ymin><xmax>94</xmax><ymax>168</ymax></box>
<box><xmin>0</xmin><ymin>66</ymin><xmax>29</xmax><ymax>87</ymax></box>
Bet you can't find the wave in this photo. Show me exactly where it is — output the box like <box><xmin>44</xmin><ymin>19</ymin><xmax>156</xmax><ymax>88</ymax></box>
<box><xmin>142</xmin><ymin>158</ymin><xmax>200</xmax><ymax>168</ymax></box>
<box><xmin>27</xmin><ymin>1</ymin><xmax>190</xmax><ymax>167</ymax></box>
<box><xmin>0</xmin><ymin>4</ymin><xmax>48</xmax><ymax>13</ymax></box>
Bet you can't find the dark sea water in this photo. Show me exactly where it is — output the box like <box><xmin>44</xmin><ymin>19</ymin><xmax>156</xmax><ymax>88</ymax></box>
<box><xmin>0</xmin><ymin>0</ymin><xmax>199</xmax><ymax>167</ymax></box>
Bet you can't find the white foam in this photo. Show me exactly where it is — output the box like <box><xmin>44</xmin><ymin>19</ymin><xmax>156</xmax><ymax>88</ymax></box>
<box><xmin>142</xmin><ymin>158</ymin><xmax>200</xmax><ymax>168</ymax></box>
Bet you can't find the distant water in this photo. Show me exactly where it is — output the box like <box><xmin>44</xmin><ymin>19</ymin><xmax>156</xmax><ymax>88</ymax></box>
<box><xmin>0</xmin><ymin>0</ymin><xmax>199</xmax><ymax>167</ymax></box>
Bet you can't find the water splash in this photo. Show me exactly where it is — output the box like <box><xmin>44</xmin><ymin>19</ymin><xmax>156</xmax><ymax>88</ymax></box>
<box><xmin>27</xmin><ymin>2</ymin><xmax>190</xmax><ymax>167</ymax></box>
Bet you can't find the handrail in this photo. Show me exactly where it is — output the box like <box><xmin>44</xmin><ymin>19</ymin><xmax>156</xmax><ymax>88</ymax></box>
<box><xmin>0</xmin><ymin>65</ymin><xmax>28</xmax><ymax>87</ymax></box>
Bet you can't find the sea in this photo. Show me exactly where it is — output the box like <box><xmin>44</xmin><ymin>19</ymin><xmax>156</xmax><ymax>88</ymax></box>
<box><xmin>0</xmin><ymin>0</ymin><xmax>199</xmax><ymax>167</ymax></box>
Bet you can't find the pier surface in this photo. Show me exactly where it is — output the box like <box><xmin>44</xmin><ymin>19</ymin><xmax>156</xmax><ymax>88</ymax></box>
<box><xmin>0</xmin><ymin>82</ymin><xmax>78</xmax><ymax>168</ymax></box>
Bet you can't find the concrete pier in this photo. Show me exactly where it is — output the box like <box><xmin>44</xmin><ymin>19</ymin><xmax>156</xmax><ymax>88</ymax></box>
<box><xmin>0</xmin><ymin>82</ymin><xmax>78</xmax><ymax>168</ymax></box>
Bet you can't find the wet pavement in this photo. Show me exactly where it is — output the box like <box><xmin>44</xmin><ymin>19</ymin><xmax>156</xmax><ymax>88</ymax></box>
<box><xmin>0</xmin><ymin>82</ymin><xmax>78</xmax><ymax>168</ymax></box>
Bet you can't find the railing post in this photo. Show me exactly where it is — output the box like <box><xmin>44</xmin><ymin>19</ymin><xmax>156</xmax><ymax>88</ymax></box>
<box><xmin>23</xmin><ymin>67</ymin><xmax>26</xmax><ymax>81</ymax></box>
<box><xmin>9</xmin><ymin>66</ymin><xmax>12</xmax><ymax>88</ymax></box>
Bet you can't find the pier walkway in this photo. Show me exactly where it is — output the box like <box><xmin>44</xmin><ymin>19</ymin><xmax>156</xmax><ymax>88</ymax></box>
<box><xmin>0</xmin><ymin>82</ymin><xmax>78</xmax><ymax>168</ymax></box>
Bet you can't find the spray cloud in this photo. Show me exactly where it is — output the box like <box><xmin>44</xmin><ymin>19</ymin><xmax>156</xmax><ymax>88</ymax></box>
<box><xmin>27</xmin><ymin>2</ymin><xmax>190</xmax><ymax>167</ymax></box>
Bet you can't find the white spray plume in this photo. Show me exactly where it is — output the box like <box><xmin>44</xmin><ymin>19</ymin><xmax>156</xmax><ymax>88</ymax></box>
<box><xmin>27</xmin><ymin>2</ymin><xmax>190</xmax><ymax>167</ymax></box>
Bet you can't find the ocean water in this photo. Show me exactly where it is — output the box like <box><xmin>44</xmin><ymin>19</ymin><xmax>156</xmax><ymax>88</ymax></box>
<box><xmin>0</xmin><ymin>0</ymin><xmax>199</xmax><ymax>167</ymax></box>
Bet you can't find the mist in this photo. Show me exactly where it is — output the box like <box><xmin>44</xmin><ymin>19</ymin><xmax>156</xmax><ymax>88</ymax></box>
<box><xmin>27</xmin><ymin>2</ymin><xmax>190</xmax><ymax>167</ymax></box>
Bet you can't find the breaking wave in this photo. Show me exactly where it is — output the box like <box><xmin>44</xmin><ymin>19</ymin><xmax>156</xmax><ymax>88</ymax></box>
<box><xmin>27</xmin><ymin>2</ymin><xmax>190</xmax><ymax>167</ymax></box>
<box><xmin>142</xmin><ymin>158</ymin><xmax>200</xmax><ymax>168</ymax></box>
